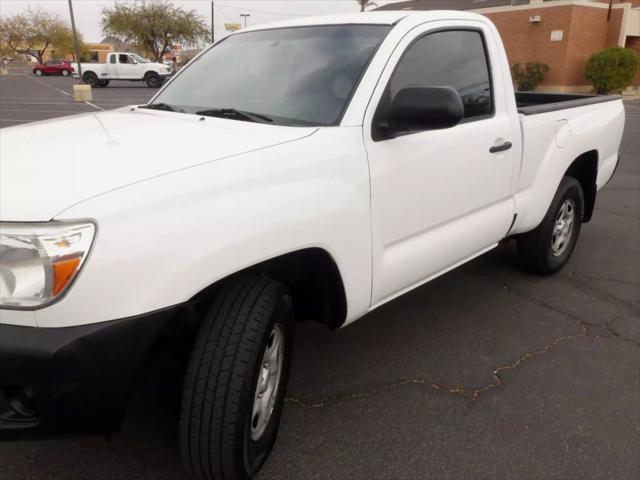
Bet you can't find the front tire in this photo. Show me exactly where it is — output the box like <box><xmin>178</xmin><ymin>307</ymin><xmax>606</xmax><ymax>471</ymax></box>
<box><xmin>517</xmin><ymin>176</ymin><xmax>584</xmax><ymax>275</ymax></box>
<box><xmin>180</xmin><ymin>277</ymin><xmax>294</xmax><ymax>480</ymax></box>
<box><xmin>61</xmin><ymin>69</ymin><xmax>70</xmax><ymax>77</ymax></box>
<box><xmin>33</xmin><ymin>69</ymin><xmax>43</xmax><ymax>76</ymax></box>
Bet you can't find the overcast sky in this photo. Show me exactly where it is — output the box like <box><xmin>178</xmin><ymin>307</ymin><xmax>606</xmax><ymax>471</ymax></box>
<box><xmin>0</xmin><ymin>0</ymin><xmax>404</xmax><ymax>43</ymax></box>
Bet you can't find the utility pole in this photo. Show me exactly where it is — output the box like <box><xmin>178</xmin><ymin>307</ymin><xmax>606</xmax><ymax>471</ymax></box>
<box><xmin>211</xmin><ymin>0</ymin><xmax>215</xmax><ymax>43</ymax></box>
<box><xmin>67</xmin><ymin>0</ymin><xmax>83</xmax><ymax>82</ymax></box>
<box><xmin>240</xmin><ymin>14</ymin><xmax>250</xmax><ymax>28</ymax></box>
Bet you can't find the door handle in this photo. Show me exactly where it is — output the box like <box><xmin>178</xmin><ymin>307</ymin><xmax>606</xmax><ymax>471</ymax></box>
<box><xmin>490</xmin><ymin>141</ymin><xmax>512</xmax><ymax>153</ymax></box>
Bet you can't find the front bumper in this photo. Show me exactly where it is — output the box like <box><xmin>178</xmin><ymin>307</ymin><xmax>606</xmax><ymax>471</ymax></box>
<box><xmin>0</xmin><ymin>308</ymin><xmax>176</xmax><ymax>433</ymax></box>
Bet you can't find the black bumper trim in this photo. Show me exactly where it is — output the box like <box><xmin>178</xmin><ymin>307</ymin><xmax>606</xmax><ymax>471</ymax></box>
<box><xmin>0</xmin><ymin>306</ymin><xmax>180</xmax><ymax>434</ymax></box>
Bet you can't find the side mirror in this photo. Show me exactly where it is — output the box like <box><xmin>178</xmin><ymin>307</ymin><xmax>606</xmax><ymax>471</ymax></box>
<box><xmin>389</xmin><ymin>86</ymin><xmax>464</xmax><ymax>136</ymax></box>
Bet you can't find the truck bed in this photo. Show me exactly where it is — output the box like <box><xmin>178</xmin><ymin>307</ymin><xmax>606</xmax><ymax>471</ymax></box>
<box><xmin>516</xmin><ymin>92</ymin><xmax>622</xmax><ymax>116</ymax></box>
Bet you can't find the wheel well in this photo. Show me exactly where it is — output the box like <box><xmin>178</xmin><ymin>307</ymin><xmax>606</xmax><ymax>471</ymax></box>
<box><xmin>564</xmin><ymin>150</ymin><xmax>598</xmax><ymax>222</ymax></box>
<box><xmin>144</xmin><ymin>71</ymin><xmax>159</xmax><ymax>78</ymax></box>
<box><xmin>189</xmin><ymin>248</ymin><xmax>348</xmax><ymax>330</ymax></box>
<box><xmin>83</xmin><ymin>71</ymin><xmax>96</xmax><ymax>78</ymax></box>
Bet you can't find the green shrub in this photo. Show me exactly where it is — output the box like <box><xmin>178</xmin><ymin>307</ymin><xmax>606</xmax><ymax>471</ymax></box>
<box><xmin>585</xmin><ymin>47</ymin><xmax>639</xmax><ymax>94</ymax></box>
<box><xmin>512</xmin><ymin>63</ymin><xmax>550</xmax><ymax>91</ymax></box>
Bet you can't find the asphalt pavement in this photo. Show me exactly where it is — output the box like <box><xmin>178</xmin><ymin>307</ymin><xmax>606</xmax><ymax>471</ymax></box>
<box><xmin>0</xmin><ymin>71</ymin><xmax>639</xmax><ymax>480</ymax></box>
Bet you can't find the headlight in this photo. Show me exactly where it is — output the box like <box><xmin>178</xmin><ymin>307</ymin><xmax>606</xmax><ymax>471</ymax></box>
<box><xmin>0</xmin><ymin>221</ymin><xmax>96</xmax><ymax>309</ymax></box>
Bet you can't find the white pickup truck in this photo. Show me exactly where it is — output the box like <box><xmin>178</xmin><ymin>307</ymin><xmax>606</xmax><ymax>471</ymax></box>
<box><xmin>71</xmin><ymin>51</ymin><xmax>173</xmax><ymax>88</ymax></box>
<box><xmin>0</xmin><ymin>11</ymin><xmax>624</xmax><ymax>480</ymax></box>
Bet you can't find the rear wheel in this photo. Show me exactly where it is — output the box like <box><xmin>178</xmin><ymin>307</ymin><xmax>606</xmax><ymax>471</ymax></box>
<box><xmin>145</xmin><ymin>72</ymin><xmax>162</xmax><ymax>88</ymax></box>
<box><xmin>180</xmin><ymin>277</ymin><xmax>294</xmax><ymax>480</ymax></box>
<box><xmin>61</xmin><ymin>69</ymin><xmax>70</xmax><ymax>77</ymax></box>
<box><xmin>517</xmin><ymin>176</ymin><xmax>584</xmax><ymax>275</ymax></box>
<box><xmin>33</xmin><ymin>69</ymin><xmax>43</xmax><ymax>76</ymax></box>
<box><xmin>83</xmin><ymin>72</ymin><xmax>99</xmax><ymax>87</ymax></box>
<box><xmin>97</xmin><ymin>80</ymin><xmax>110</xmax><ymax>88</ymax></box>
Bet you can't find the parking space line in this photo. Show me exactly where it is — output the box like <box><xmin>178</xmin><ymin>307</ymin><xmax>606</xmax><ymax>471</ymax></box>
<box><xmin>85</xmin><ymin>101</ymin><xmax>105</xmax><ymax>111</ymax></box>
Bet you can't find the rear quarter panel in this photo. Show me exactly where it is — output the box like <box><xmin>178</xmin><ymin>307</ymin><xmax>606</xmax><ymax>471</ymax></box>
<box><xmin>511</xmin><ymin>99</ymin><xmax>624</xmax><ymax>234</ymax></box>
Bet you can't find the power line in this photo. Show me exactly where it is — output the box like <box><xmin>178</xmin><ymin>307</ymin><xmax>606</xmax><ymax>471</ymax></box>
<box><xmin>215</xmin><ymin>3</ymin><xmax>311</xmax><ymax>17</ymax></box>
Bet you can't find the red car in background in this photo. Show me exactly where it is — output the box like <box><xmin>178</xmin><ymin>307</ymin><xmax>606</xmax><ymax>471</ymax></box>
<box><xmin>33</xmin><ymin>60</ymin><xmax>75</xmax><ymax>77</ymax></box>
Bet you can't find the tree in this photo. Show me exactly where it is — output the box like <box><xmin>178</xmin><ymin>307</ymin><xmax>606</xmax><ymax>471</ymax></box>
<box><xmin>585</xmin><ymin>47</ymin><xmax>639</xmax><ymax>94</ymax></box>
<box><xmin>101</xmin><ymin>0</ymin><xmax>209</xmax><ymax>62</ymax></box>
<box><xmin>49</xmin><ymin>29</ymin><xmax>90</xmax><ymax>62</ymax></box>
<box><xmin>512</xmin><ymin>63</ymin><xmax>550</xmax><ymax>91</ymax></box>
<box><xmin>355</xmin><ymin>0</ymin><xmax>378</xmax><ymax>11</ymax></box>
<box><xmin>0</xmin><ymin>7</ymin><xmax>77</xmax><ymax>63</ymax></box>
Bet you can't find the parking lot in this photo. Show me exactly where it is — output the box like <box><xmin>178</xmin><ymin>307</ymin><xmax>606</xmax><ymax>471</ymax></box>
<box><xmin>0</xmin><ymin>71</ymin><xmax>639</xmax><ymax>480</ymax></box>
<box><xmin>0</xmin><ymin>67</ymin><xmax>155</xmax><ymax>128</ymax></box>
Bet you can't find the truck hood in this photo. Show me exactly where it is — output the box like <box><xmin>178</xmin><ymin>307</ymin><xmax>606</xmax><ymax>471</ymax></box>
<box><xmin>0</xmin><ymin>109</ymin><xmax>317</xmax><ymax>221</ymax></box>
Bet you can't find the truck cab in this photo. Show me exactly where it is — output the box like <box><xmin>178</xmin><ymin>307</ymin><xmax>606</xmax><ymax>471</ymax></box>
<box><xmin>106</xmin><ymin>52</ymin><xmax>147</xmax><ymax>79</ymax></box>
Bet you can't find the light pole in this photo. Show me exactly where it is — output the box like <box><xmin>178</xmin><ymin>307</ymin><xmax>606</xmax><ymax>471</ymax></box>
<box><xmin>240</xmin><ymin>14</ymin><xmax>251</xmax><ymax>28</ymax></box>
<box><xmin>211</xmin><ymin>0</ymin><xmax>215</xmax><ymax>43</ymax></box>
<box><xmin>67</xmin><ymin>0</ymin><xmax>83</xmax><ymax>82</ymax></box>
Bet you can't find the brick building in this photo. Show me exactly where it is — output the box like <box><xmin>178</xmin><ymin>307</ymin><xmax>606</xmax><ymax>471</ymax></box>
<box><xmin>376</xmin><ymin>0</ymin><xmax>640</xmax><ymax>92</ymax></box>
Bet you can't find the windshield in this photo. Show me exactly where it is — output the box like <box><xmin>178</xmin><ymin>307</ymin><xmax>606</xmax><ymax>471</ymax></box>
<box><xmin>130</xmin><ymin>53</ymin><xmax>149</xmax><ymax>63</ymax></box>
<box><xmin>151</xmin><ymin>25</ymin><xmax>391</xmax><ymax>126</ymax></box>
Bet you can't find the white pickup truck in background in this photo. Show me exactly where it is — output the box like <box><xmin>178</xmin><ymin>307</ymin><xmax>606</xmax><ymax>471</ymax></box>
<box><xmin>71</xmin><ymin>51</ymin><xmax>172</xmax><ymax>88</ymax></box>
<box><xmin>0</xmin><ymin>11</ymin><xmax>624</xmax><ymax>480</ymax></box>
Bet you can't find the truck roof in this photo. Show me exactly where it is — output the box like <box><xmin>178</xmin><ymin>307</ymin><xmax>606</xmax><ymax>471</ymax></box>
<box><xmin>241</xmin><ymin>10</ymin><xmax>487</xmax><ymax>32</ymax></box>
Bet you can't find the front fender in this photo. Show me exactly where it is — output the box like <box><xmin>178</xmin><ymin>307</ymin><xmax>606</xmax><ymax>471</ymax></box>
<box><xmin>35</xmin><ymin>128</ymin><xmax>373</xmax><ymax>328</ymax></box>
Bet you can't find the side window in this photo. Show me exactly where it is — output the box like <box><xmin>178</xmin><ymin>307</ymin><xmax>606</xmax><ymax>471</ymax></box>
<box><xmin>118</xmin><ymin>54</ymin><xmax>129</xmax><ymax>64</ymax></box>
<box><xmin>387</xmin><ymin>30</ymin><xmax>493</xmax><ymax>121</ymax></box>
<box><xmin>109</xmin><ymin>55</ymin><xmax>117</xmax><ymax>64</ymax></box>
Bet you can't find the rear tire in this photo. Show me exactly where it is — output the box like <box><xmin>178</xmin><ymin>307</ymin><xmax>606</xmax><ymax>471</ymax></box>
<box><xmin>98</xmin><ymin>80</ymin><xmax>110</xmax><ymax>88</ymax></box>
<box><xmin>83</xmin><ymin>72</ymin><xmax>99</xmax><ymax>87</ymax></box>
<box><xmin>61</xmin><ymin>69</ymin><xmax>70</xmax><ymax>77</ymax></box>
<box><xmin>180</xmin><ymin>277</ymin><xmax>294</xmax><ymax>480</ymax></box>
<box><xmin>517</xmin><ymin>176</ymin><xmax>584</xmax><ymax>275</ymax></box>
<box><xmin>145</xmin><ymin>72</ymin><xmax>162</xmax><ymax>88</ymax></box>
<box><xmin>33</xmin><ymin>69</ymin><xmax>43</xmax><ymax>76</ymax></box>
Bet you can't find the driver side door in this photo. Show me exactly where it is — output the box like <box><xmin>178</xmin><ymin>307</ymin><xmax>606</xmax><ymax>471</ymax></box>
<box><xmin>365</xmin><ymin>22</ymin><xmax>517</xmax><ymax>306</ymax></box>
<box><xmin>116</xmin><ymin>54</ymin><xmax>144</xmax><ymax>79</ymax></box>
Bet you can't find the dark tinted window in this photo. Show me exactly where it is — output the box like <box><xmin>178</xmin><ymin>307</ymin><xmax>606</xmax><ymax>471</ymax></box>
<box><xmin>109</xmin><ymin>55</ymin><xmax>116</xmax><ymax>64</ymax></box>
<box><xmin>389</xmin><ymin>30</ymin><xmax>493</xmax><ymax>119</ymax></box>
<box><xmin>118</xmin><ymin>54</ymin><xmax>130</xmax><ymax>64</ymax></box>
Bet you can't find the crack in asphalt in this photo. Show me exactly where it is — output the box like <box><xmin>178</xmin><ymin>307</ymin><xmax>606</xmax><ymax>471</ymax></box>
<box><xmin>593</xmin><ymin>207</ymin><xmax>640</xmax><ymax>219</ymax></box>
<box><xmin>469</xmin><ymin>324</ymin><xmax>588</xmax><ymax>400</ymax></box>
<box><xmin>285</xmin><ymin>321</ymin><xmax>639</xmax><ymax>410</ymax></box>
<box><xmin>604</xmin><ymin>320</ymin><xmax>640</xmax><ymax>348</ymax></box>
<box><xmin>569</xmin><ymin>270</ymin><xmax>640</xmax><ymax>288</ymax></box>
<box><xmin>286</xmin><ymin>272</ymin><xmax>639</xmax><ymax>410</ymax></box>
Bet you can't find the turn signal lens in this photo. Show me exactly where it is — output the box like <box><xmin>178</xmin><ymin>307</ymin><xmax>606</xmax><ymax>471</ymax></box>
<box><xmin>0</xmin><ymin>222</ymin><xmax>95</xmax><ymax>309</ymax></box>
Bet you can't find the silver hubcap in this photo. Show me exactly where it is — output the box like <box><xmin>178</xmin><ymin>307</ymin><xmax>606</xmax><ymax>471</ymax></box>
<box><xmin>250</xmin><ymin>325</ymin><xmax>284</xmax><ymax>441</ymax></box>
<box><xmin>551</xmin><ymin>199</ymin><xmax>575</xmax><ymax>256</ymax></box>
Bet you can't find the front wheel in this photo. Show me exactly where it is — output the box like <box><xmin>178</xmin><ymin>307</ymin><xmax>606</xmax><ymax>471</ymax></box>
<box><xmin>33</xmin><ymin>69</ymin><xmax>43</xmax><ymax>76</ymax></box>
<box><xmin>61</xmin><ymin>69</ymin><xmax>70</xmax><ymax>77</ymax></box>
<box><xmin>517</xmin><ymin>176</ymin><xmax>584</xmax><ymax>275</ymax></box>
<box><xmin>180</xmin><ymin>277</ymin><xmax>294</xmax><ymax>480</ymax></box>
